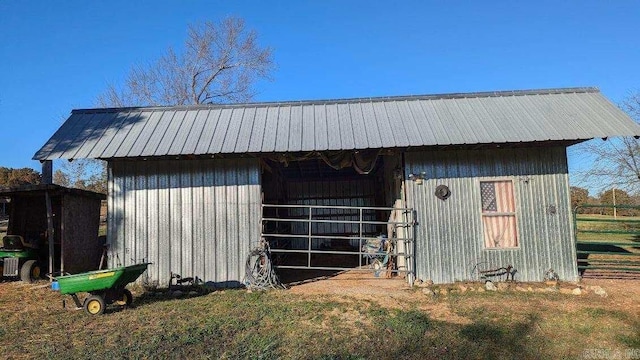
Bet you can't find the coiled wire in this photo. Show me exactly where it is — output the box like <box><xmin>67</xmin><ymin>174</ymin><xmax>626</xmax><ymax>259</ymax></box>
<box><xmin>244</xmin><ymin>240</ymin><xmax>286</xmax><ymax>290</ymax></box>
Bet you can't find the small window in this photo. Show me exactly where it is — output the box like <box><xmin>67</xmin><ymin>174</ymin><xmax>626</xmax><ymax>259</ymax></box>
<box><xmin>480</xmin><ymin>180</ymin><xmax>518</xmax><ymax>248</ymax></box>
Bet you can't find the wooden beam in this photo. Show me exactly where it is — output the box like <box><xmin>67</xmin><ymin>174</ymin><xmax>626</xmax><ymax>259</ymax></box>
<box><xmin>45</xmin><ymin>191</ymin><xmax>54</xmax><ymax>282</ymax></box>
<box><xmin>60</xmin><ymin>195</ymin><xmax>64</xmax><ymax>274</ymax></box>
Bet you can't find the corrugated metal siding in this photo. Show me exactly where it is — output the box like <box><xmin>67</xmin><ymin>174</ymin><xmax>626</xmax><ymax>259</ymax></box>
<box><xmin>107</xmin><ymin>158</ymin><xmax>261</xmax><ymax>287</ymax></box>
<box><xmin>405</xmin><ymin>147</ymin><xmax>578</xmax><ymax>284</ymax></box>
<box><xmin>34</xmin><ymin>88</ymin><xmax>640</xmax><ymax>160</ymax></box>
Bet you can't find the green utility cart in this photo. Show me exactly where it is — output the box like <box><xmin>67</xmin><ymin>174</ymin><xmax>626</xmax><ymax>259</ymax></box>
<box><xmin>52</xmin><ymin>262</ymin><xmax>151</xmax><ymax>315</ymax></box>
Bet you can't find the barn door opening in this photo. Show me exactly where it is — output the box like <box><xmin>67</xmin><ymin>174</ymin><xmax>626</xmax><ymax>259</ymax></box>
<box><xmin>260</xmin><ymin>152</ymin><xmax>414</xmax><ymax>284</ymax></box>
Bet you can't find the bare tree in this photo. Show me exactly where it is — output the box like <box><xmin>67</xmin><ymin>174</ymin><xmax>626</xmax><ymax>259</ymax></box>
<box><xmin>61</xmin><ymin>17</ymin><xmax>274</xmax><ymax>192</ymax></box>
<box><xmin>98</xmin><ymin>17</ymin><xmax>274</xmax><ymax>107</ymax></box>
<box><xmin>54</xmin><ymin>159</ymin><xmax>106</xmax><ymax>194</ymax></box>
<box><xmin>574</xmin><ymin>92</ymin><xmax>640</xmax><ymax>193</ymax></box>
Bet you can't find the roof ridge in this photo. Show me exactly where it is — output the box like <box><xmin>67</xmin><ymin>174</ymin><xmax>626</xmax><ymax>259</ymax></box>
<box><xmin>72</xmin><ymin>87</ymin><xmax>600</xmax><ymax>114</ymax></box>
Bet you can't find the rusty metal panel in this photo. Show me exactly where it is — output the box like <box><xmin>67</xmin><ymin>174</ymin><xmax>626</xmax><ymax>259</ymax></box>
<box><xmin>405</xmin><ymin>147</ymin><xmax>578</xmax><ymax>284</ymax></box>
<box><xmin>107</xmin><ymin>158</ymin><xmax>261</xmax><ymax>287</ymax></box>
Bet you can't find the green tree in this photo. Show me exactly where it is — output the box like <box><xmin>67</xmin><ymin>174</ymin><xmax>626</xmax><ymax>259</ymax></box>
<box><xmin>0</xmin><ymin>167</ymin><xmax>41</xmax><ymax>187</ymax></box>
<box><xmin>599</xmin><ymin>188</ymin><xmax>632</xmax><ymax>216</ymax></box>
<box><xmin>570</xmin><ymin>186</ymin><xmax>589</xmax><ymax>213</ymax></box>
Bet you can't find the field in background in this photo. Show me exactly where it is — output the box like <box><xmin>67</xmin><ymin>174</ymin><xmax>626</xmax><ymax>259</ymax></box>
<box><xmin>1</xmin><ymin>276</ymin><xmax>638</xmax><ymax>359</ymax></box>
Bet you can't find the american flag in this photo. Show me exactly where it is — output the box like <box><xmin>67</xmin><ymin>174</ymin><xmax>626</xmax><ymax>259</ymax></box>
<box><xmin>480</xmin><ymin>181</ymin><xmax>517</xmax><ymax>248</ymax></box>
<box><xmin>481</xmin><ymin>182</ymin><xmax>497</xmax><ymax>211</ymax></box>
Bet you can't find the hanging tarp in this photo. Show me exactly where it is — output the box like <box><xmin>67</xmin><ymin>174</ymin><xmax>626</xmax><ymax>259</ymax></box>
<box><xmin>266</xmin><ymin>150</ymin><xmax>381</xmax><ymax>174</ymax></box>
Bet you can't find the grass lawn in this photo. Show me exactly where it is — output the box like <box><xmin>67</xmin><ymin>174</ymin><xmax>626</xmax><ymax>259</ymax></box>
<box><xmin>1</xmin><ymin>278</ymin><xmax>639</xmax><ymax>359</ymax></box>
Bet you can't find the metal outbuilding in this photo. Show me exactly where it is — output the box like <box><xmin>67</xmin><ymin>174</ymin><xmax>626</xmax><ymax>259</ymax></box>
<box><xmin>34</xmin><ymin>87</ymin><xmax>640</xmax><ymax>286</ymax></box>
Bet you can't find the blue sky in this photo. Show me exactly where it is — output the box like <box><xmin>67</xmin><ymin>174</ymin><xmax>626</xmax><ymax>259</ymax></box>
<box><xmin>1</xmin><ymin>1</ymin><xmax>638</xmax><ymax>188</ymax></box>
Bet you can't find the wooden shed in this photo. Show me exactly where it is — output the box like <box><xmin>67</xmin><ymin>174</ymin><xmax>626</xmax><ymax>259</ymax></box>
<box><xmin>0</xmin><ymin>184</ymin><xmax>105</xmax><ymax>276</ymax></box>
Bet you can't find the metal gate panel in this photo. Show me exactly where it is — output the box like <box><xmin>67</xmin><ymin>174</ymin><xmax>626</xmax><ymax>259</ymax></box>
<box><xmin>575</xmin><ymin>204</ymin><xmax>640</xmax><ymax>275</ymax></box>
<box><xmin>285</xmin><ymin>179</ymin><xmax>378</xmax><ymax>249</ymax></box>
<box><xmin>262</xmin><ymin>204</ymin><xmax>416</xmax><ymax>284</ymax></box>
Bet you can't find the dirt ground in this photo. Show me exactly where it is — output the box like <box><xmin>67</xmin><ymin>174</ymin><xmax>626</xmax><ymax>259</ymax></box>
<box><xmin>287</xmin><ymin>271</ymin><xmax>640</xmax><ymax>323</ymax></box>
<box><xmin>288</xmin><ymin>271</ymin><xmax>412</xmax><ymax>298</ymax></box>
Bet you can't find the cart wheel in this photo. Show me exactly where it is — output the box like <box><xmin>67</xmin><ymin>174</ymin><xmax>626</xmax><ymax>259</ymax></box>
<box><xmin>20</xmin><ymin>260</ymin><xmax>40</xmax><ymax>283</ymax></box>
<box><xmin>115</xmin><ymin>289</ymin><xmax>133</xmax><ymax>306</ymax></box>
<box><xmin>84</xmin><ymin>295</ymin><xmax>105</xmax><ymax>315</ymax></box>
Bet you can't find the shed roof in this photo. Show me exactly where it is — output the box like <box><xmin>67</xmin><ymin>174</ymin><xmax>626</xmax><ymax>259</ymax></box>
<box><xmin>0</xmin><ymin>184</ymin><xmax>106</xmax><ymax>200</ymax></box>
<box><xmin>33</xmin><ymin>87</ymin><xmax>640</xmax><ymax>160</ymax></box>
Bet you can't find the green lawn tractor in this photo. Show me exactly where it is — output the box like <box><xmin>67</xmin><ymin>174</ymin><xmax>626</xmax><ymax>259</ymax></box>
<box><xmin>0</xmin><ymin>235</ymin><xmax>42</xmax><ymax>283</ymax></box>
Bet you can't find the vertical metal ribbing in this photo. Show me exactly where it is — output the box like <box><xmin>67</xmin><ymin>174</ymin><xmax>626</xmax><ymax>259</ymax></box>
<box><xmin>406</xmin><ymin>147</ymin><xmax>576</xmax><ymax>284</ymax></box>
<box><xmin>109</xmin><ymin>158</ymin><xmax>261</xmax><ymax>287</ymax></box>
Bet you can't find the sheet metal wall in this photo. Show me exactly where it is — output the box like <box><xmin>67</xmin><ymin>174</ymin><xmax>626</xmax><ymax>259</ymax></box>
<box><xmin>107</xmin><ymin>158</ymin><xmax>261</xmax><ymax>287</ymax></box>
<box><xmin>405</xmin><ymin>147</ymin><xmax>578</xmax><ymax>283</ymax></box>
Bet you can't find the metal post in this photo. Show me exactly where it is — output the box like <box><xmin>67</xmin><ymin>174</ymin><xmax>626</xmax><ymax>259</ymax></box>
<box><xmin>45</xmin><ymin>191</ymin><xmax>55</xmax><ymax>282</ymax></box>
<box><xmin>612</xmin><ymin>185</ymin><xmax>617</xmax><ymax>219</ymax></box>
<box><xmin>41</xmin><ymin>160</ymin><xmax>53</xmax><ymax>185</ymax></box>
<box><xmin>60</xmin><ymin>196</ymin><xmax>64</xmax><ymax>275</ymax></box>
<box><xmin>308</xmin><ymin>206</ymin><xmax>312</xmax><ymax>268</ymax></box>
<box><xmin>359</xmin><ymin>208</ymin><xmax>363</xmax><ymax>266</ymax></box>
<box><xmin>358</xmin><ymin>208</ymin><xmax>363</xmax><ymax>268</ymax></box>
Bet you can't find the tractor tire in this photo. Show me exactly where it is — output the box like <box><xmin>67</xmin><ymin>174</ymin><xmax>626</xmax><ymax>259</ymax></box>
<box><xmin>20</xmin><ymin>260</ymin><xmax>40</xmax><ymax>283</ymax></box>
<box><xmin>84</xmin><ymin>295</ymin><xmax>106</xmax><ymax>315</ymax></box>
<box><xmin>114</xmin><ymin>289</ymin><xmax>133</xmax><ymax>307</ymax></box>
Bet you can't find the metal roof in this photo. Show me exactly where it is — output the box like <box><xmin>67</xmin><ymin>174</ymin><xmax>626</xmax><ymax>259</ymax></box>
<box><xmin>0</xmin><ymin>184</ymin><xmax>106</xmax><ymax>199</ymax></box>
<box><xmin>33</xmin><ymin>87</ymin><xmax>640</xmax><ymax>160</ymax></box>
